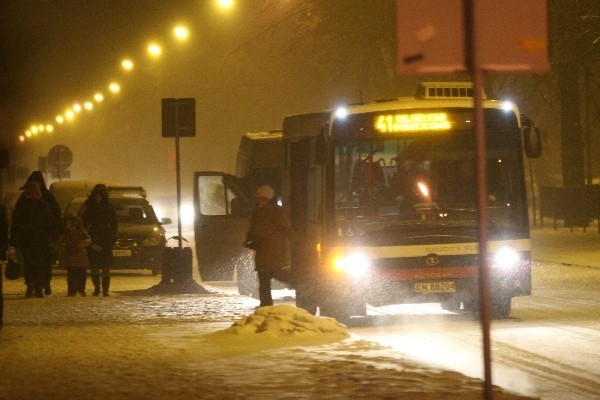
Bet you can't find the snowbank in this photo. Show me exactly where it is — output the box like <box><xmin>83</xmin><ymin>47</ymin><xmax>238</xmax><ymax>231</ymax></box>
<box><xmin>217</xmin><ymin>304</ymin><xmax>350</xmax><ymax>337</ymax></box>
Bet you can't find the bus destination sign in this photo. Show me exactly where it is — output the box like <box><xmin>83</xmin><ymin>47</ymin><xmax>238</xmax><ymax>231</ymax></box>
<box><xmin>375</xmin><ymin>112</ymin><xmax>451</xmax><ymax>133</ymax></box>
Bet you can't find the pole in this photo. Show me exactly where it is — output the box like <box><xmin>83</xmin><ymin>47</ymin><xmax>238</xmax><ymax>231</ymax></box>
<box><xmin>174</xmin><ymin>104</ymin><xmax>183</xmax><ymax>250</ymax></box>
<box><xmin>466</xmin><ymin>1</ymin><xmax>494</xmax><ymax>398</ymax></box>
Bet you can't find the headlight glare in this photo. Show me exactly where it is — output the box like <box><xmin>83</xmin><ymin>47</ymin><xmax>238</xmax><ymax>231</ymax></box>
<box><xmin>492</xmin><ymin>247</ymin><xmax>520</xmax><ymax>269</ymax></box>
<box><xmin>331</xmin><ymin>253</ymin><xmax>370</xmax><ymax>278</ymax></box>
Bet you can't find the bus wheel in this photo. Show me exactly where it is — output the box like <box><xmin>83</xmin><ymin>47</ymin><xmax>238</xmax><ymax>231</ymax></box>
<box><xmin>318</xmin><ymin>287</ymin><xmax>366</xmax><ymax>323</ymax></box>
<box><xmin>295</xmin><ymin>284</ymin><xmax>318</xmax><ymax>316</ymax></box>
<box><xmin>491</xmin><ymin>296</ymin><xmax>512</xmax><ymax>319</ymax></box>
<box><xmin>440</xmin><ymin>299</ymin><xmax>461</xmax><ymax>312</ymax></box>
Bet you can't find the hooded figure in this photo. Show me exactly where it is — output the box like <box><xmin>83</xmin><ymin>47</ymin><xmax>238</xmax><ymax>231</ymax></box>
<box><xmin>10</xmin><ymin>181</ymin><xmax>57</xmax><ymax>297</ymax></box>
<box><xmin>14</xmin><ymin>171</ymin><xmax>61</xmax><ymax>295</ymax></box>
<box><xmin>17</xmin><ymin>171</ymin><xmax>61</xmax><ymax>224</ymax></box>
<box><xmin>80</xmin><ymin>184</ymin><xmax>117</xmax><ymax>296</ymax></box>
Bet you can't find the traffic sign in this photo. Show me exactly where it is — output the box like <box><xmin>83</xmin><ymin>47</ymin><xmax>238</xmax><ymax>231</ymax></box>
<box><xmin>161</xmin><ymin>98</ymin><xmax>196</xmax><ymax>138</ymax></box>
<box><xmin>47</xmin><ymin>145</ymin><xmax>73</xmax><ymax>170</ymax></box>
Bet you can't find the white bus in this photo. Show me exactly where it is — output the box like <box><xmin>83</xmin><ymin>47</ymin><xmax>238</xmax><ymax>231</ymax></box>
<box><xmin>195</xmin><ymin>82</ymin><xmax>542</xmax><ymax>320</ymax></box>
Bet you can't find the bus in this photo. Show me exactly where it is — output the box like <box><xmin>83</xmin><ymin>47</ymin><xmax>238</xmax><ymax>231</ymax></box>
<box><xmin>194</xmin><ymin>82</ymin><xmax>542</xmax><ymax>320</ymax></box>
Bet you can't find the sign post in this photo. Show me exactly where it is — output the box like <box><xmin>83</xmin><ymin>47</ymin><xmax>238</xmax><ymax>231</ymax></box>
<box><xmin>161</xmin><ymin>98</ymin><xmax>203</xmax><ymax>291</ymax></box>
<box><xmin>397</xmin><ymin>1</ymin><xmax>549</xmax><ymax>398</ymax></box>
<box><xmin>161</xmin><ymin>98</ymin><xmax>196</xmax><ymax>250</ymax></box>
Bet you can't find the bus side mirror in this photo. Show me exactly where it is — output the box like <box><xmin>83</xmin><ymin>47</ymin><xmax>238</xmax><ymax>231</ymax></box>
<box><xmin>523</xmin><ymin>126</ymin><xmax>542</xmax><ymax>158</ymax></box>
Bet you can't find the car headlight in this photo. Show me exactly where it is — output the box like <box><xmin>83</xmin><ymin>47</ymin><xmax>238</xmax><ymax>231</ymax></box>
<box><xmin>142</xmin><ymin>234</ymin><xmax>164</xmax><ymax>247</ymax></box>
<box><xmin>331</xmin><ymin>253</ymin><xmax>370</xmax><ymax>279</ymax></box>
<box><xmin>490</xmin><ymin>247</ymin><xmax>520</xmax><ymax>270</ymax></box>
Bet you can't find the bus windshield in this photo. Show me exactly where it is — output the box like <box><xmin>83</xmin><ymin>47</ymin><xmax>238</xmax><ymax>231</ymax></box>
<box><xmin>334</xmin><ymin>131</ymin><xmax>526</xmax><ymax>235</ymax></box>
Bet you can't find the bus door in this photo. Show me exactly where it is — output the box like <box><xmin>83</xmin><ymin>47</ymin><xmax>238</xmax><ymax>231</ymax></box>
<box><xmin>287</xmin><ymin>137</ymin><xmax>325</xmax><ymax>313</ymax></box>
<box><xmin>193</xmin><ymin>171</ymin><xmax>251</xmax><ymax>281</ymax></box>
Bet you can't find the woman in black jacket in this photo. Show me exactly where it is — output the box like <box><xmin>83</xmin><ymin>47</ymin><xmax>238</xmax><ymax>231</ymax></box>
<box><xmin>80</xmin><ymin>184</ymin><xmax>117</xmax><ymax>296</ymax></box>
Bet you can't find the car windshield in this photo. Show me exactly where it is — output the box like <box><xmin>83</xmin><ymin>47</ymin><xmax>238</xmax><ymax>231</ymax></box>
<box><xmin>333</xmin><ymin>133</ymin><xmax>526</xmax><ymax>235</ymax></box>
<box><xmin>111</xmin><ymin>198</ymin><xmax>159</xmax><ymax>225</ymax></box>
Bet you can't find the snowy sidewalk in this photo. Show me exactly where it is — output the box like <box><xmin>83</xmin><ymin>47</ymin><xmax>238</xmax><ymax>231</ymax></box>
<box><xmin>1</xmin><ymin>225</ymin><xmax>596</xmax><ymax>399</ymax></box>
<box><xmin>0</xmin><ymin>274</ymin><xmax>536</xmax><ymax>399</ymax></box>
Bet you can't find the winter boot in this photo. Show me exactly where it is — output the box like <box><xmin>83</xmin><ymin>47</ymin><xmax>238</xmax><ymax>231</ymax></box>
<box><xmin>25</xmin><ymin>285</ymin><xmax>34</xmax><ymax>298</ymax></box>
<box><xmin>102</xmin><ymin>276</ymin><xmax>111</xmax><ymax>296</ymax></box>
<box><xmin>44</xmin><ymin>284</ymin><xmax>52</xmax><ymax>295</ymax></box>
<box><xmin>34</xmin><ymin>286</ymin><xmax>44</xmax><ymax>298</ymax></box>
<box><xmin>91</xmin><ymin>273</ymin><xmax>101</xmax><ymax>296</ymax></box>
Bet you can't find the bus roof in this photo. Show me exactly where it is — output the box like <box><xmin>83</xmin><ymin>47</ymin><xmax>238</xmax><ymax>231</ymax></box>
<box><xmin>283</xmin><ymin>97</ymin><xmax>520</xmax><ymax>139</ymax></box>
<box><xmin>244</xmin><ymin>130</ymin><xmax>283</xmax><ymax>141</ymax></box>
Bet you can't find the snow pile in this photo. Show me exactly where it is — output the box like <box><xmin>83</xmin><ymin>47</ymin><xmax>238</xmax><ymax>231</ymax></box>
<box><xmin>216</xmin><ymin>304</ymin><xmax>350</xmax><ymax>338</ymax></box>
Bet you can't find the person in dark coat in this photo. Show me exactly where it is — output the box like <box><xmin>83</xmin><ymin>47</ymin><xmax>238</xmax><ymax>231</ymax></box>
<box><xmin>10</xmin><ymin>181</ymin><xmax>57</xmax><ymax>298</ymax></box>
<box><xmin>15</xmin><ymin>171</ymin><xmax>61</xmax><ymax>295</ymax></box>
<box><xmin>248</xmin><ymin>185</ymin><xmax>295</xmax><ymax>307</ymax></box>
<box><xmin>80</xmin><ymin>184</ymin><xmax>117</xmax><ymax>296</ymax></box>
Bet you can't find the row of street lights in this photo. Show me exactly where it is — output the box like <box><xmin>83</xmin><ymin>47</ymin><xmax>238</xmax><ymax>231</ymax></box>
<box><xmin>18</xmin><ymin>0</ymin><xmax>234</xmax><ymax>143</ymax></box>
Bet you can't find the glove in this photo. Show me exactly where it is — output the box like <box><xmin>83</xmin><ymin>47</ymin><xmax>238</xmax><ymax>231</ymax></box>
<box><xmin>90</xmin><ymin>243</ymin><xmax>103</xmax><ymax>252</ymax></box>
<box><xmin>6</xmin><ymin>246</ymin><xmax>16</xmax><ymax>260</ymax></box>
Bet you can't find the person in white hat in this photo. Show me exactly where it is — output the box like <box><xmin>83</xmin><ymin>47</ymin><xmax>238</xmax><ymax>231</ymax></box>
<box><xmin>247</xmin><ymin>185</ymin><xmax>295</xmax><ymax>307</ymax></box>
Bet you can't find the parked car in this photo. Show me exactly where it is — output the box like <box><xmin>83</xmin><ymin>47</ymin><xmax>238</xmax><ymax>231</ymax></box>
<box><xmin>64</xmin><ymin>186</ymin><xmax>171</xmax><ymax>274</ymax></box>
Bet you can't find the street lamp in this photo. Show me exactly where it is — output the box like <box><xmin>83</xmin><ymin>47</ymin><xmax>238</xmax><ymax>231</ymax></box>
<box><xmin>217</xmin><ymin>0</ymin><xmax>234</xmax><ymax>9</ymax></box>
<box><xmin>121</xmin><ymin>59</ymin><xmax>134</xmax><ymax>71</ymax></box>
<box><xmin>94</xmin><ymin>93</ymin><xmax>104</xmax><ymax>102</ymax></box>
<box><xmin>147</xmin><ymin>42</ymin><xmax>162</xmax><ymax>58</ymax></box>
<box><xmin>84</xmin><ymin>101</ymin><xmax>93</xmax><ymax>110</ymax></box>
<box><xmin>109</xmin><ymin>82</ymin><xmax>121</xmax><ymax>93</ymax></box>
<box><xmin>173</xmin><ymin>25</ymin><xmax>189</xmax><ymax>41</ymax></box>
<box><xmin>56</xmin><ymin>115</ymin><xmax>64</xmax><ymax>124</ymax></box>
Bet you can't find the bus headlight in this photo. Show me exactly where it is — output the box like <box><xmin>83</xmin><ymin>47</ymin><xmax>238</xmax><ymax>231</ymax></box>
<box><xmin>331</xmin><ymin>253</ymin><xmax>370</xmax><ymax>278</ymax></box>
<box><xmin>491</xmin><ymin>247</ymin><xmax>520</xmax><ymax>270</ymax></box>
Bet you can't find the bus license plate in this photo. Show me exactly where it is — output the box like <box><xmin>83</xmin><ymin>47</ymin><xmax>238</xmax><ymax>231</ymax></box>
<box><xmin>113</xmin><ymin>249</ymin><xmax>131</xmax><ymax>257</ymax></box>
<box><xmin>415</xmin><ymin>281</ymin><xmax>456</xmax><ymax>293</ymax></box>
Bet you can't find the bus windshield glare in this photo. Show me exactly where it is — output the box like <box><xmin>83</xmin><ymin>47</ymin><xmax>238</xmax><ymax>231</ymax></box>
<box><xmin>332</xmin><ymin>108</ymin><xmax>526</xmax><ymax>236</ymax></box>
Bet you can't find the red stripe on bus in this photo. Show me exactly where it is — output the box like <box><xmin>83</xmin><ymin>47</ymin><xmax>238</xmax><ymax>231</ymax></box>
<box><xmin>373</xmin><ymin>266</ymin><xmax>479</xmax><ymax>281</ymax></box>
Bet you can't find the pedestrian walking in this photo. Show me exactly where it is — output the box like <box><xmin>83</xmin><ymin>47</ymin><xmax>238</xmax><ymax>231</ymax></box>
<box><xmin>14</xmin><ymin>171</ymin><xmax>61</xmax><ymax>295</ymax></box>
<box><xmin>80</xmin><ymin>184</ymin><xmax>117</xmax><ymax>296</ymax></box>
<box><xmin>9</xmin><ymin>181</ymin><xmax>57</xmax><ymax>298</ymax></box>
<box><xmin>58</xmin><ymin>214</ymin><xmax>91</xmax><ymax>296</ymax></box>
<box><xmin>247</xmin><ymin>185</ymin><xmax>295</xmax><ymax>307</ymax></box>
